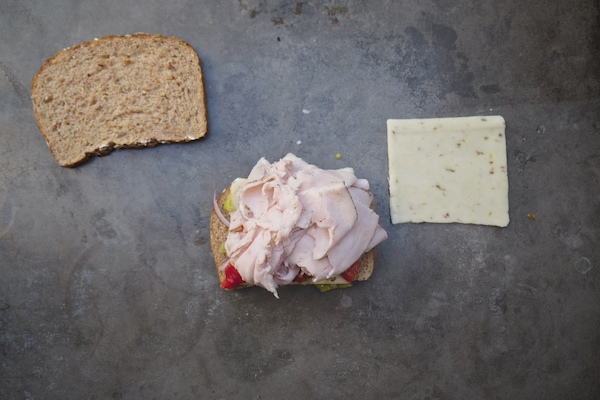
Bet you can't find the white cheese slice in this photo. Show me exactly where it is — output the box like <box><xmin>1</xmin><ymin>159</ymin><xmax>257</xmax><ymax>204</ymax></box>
<box><xmin>387</xmin><ymin>116</ymin><xmax>509</xmax><ymax>227</ymax></box>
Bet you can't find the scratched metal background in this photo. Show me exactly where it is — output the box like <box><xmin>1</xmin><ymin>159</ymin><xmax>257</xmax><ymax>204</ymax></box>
<box><xmin>1</xmin><ymin>1</ymin><xmax>599</xmax><ymax>399</ymax></box>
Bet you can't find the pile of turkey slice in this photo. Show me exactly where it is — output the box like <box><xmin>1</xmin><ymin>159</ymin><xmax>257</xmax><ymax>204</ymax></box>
<box><xmin>225</xmin><ymin>153</ymin><xmax>387</xmax><ymax>298</ymax></box>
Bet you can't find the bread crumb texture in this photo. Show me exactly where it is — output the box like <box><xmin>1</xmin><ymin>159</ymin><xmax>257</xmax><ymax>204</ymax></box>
<box><xmin>31</xmin><ymin>34</ymin><xmax>207</xmax><ymax>167</ymax></box>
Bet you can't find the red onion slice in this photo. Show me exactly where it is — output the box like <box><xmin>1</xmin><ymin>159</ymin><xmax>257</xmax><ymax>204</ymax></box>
<box><xmin>212</xmin><ymin>190</ymin><xmax>230</xmax><ymax>228</ymax></box>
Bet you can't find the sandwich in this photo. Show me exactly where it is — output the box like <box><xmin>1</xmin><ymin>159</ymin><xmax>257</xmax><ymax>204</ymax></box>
<box><xmin>210</xmin><ymin>153</ymin><xmax>388</xmax><ymax>298</ymax></box>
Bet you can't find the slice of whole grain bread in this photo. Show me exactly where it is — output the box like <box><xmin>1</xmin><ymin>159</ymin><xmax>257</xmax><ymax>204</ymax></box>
<box><xmin>31</xmin><ymin>33</ymin><xmax>207</xmax><ymax>167</ymax></box>
<box><xmin>209</xmin><ymin>186</ymin><xmax>376</xmax><ymax>290</ymax></box>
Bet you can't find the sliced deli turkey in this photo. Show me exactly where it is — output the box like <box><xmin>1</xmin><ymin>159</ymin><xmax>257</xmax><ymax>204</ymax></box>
<box><xmin>210</xmin><ymin>153</ymin><xmax>387</xmax><ymax>298</ymax></box>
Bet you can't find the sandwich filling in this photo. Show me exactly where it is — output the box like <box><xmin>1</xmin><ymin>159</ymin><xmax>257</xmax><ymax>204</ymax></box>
<box><xmin>223</xmin><ymin>153</ymin><xmax>387</xmax><ymax>297</ymax></box>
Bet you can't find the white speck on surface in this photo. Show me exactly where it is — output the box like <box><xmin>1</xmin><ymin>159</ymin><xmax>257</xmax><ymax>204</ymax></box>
<box><xmin>296</xmin><ymin>140</ymin><xmax>302</xmax><ymax>145</ymax></box>
<box><xmin>340</xmin><ymin>295</ymin><xmax>352</xmax><ymax>308</ymax></box>
<box><xmin>302</xmin><ymin>109</ymin><xmax>310</xmax><ymax>114</ymax></box>
<box><xmin>575</xmin><ymin>257</ymin><xmax>592</xmax><ymax>274</ymax></box>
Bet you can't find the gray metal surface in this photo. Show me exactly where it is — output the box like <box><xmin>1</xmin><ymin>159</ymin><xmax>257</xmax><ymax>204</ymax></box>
<box><xmin>1</xmin><ymin>1</ymin><xmax>599</xmax><ymax>399</ymax></box>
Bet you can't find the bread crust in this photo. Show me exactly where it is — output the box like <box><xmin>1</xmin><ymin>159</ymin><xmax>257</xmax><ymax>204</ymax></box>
<box><xmin>31</xmin><ymin>33</ymin><xmax>207</xmax><ymax>167</ymax></box>
<box><xmin>209</xmin><ymin>186</ymin><xmax>376</xmax><ymax>290</ymax></box>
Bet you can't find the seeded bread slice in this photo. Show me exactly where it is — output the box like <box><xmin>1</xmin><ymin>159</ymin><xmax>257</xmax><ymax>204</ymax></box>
<box><xmin>209</xmin><ymin>186</ymin><xmax>376</xmax><ymax>290</ymax></box>
<box><xmin>31</xmin><ymin>33</ymin><xmax>207</xmax><ymax>167</ymax></box>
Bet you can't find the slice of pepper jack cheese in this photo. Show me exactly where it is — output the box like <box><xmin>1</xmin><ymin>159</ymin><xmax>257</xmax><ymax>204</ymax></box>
<box><xmin>387</xmin><ymin>116</ymin><xmax>509</xmax><ymax>227</ymax></box>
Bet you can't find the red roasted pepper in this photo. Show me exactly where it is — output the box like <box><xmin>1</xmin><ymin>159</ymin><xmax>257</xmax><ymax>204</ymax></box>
<box><xmin>221</xmin><ymin>263</ymin><xmax>245</xmax><ymax>289</ymax></box>
<box><xmin>341</xmin><ymin>261</ymin><xmax>361</xmax><ymax>283</ymax></box>
<box><xmin>294</xmin><ymin>271</ymin><xmax>310</xmax><ymax>283</ymax></box>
